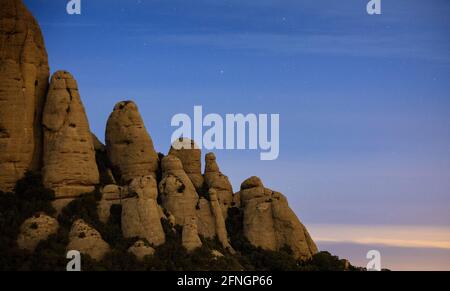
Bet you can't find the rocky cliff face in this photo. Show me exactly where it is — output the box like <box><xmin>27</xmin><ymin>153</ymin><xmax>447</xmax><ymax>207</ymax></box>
<box><xmin>1</xmin><ymin>0</ymin><xmax>319</xmax><ymax>265</ymax></box>
<box><xmin>42</xmin><ymin>71</ymin><xmax>99</xmax><ymax>201</ymax></box>
<box><xmin>0</xmin><ymin>0</ymin><xmax>49</xmax><ymax>192</ymax></box>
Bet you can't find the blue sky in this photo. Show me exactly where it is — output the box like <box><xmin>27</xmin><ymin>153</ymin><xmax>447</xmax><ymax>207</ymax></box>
<box><xmin>24</xmin><ymin>0</ymin><xmax>450</xmax><ymax>269</ymax></box>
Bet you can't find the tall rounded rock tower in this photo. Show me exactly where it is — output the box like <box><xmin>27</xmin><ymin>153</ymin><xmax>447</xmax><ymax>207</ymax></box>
<box><xmin>0</xmin><ymin>0</ymin><xmax>50</xmax><ymax>192</ymax></box>
<box><xmin>42</xmin><ymin>71</ymin><xmax>99</xmax><ymax>205</ymax></box>
<box><xmin>105</xmin><ymin>101</ymin><xmax>159</xmax><ymax>184</ymax></box>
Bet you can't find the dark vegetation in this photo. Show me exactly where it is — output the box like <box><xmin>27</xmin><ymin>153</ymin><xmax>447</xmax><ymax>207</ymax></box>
<box><xmin>0</xmin><ymin>171</ymin><xmax>359</xmax><ymax>271</ymax></box>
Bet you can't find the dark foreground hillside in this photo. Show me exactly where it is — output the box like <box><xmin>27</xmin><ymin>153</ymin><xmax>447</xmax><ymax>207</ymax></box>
<box><xmin>0</xmin><ymin>172</ymin><xmax>358</xmax><ymax>271</ymax></box>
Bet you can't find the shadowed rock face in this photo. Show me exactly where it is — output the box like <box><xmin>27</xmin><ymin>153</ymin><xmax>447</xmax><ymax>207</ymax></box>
<box><xmin>169</xmin><ymin>138</ymin><xmax>204</xmax><ymax>192</ymax></box>
<box><xmin>240</xmin><ymin>176</ymin><xmax>318</xmax><ymax>260</ymax></box>
<box><xmin>106</xmin><ymin>101</ymin><xmax>159</xmax><ymax>184</ymax></box>
<box><xmin>97</xmin><ymin>184</ymin><xmax>124</xmax><ymax>223</ymax></box>
<box><xmin>0</xmin><ymin>0</ymin><xmax>50</xmax><ymax>192</ymax></box>
<box><xmin>42</xmin><ymin>71</ymin><xmax>99</xmax><ymax>198</ymax></box>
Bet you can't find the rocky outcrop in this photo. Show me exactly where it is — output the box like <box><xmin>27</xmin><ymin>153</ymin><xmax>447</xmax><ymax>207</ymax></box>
<box><xmin>169</xmin><ymin>138</ymin><xmax>204</xmax><ymax>192</ymax></box>
<box><xmin>0</xmin><ymin>0</ymin><xmax>321</xmax><ymax>266</ymax></box>
<box><xmin>239</xmin><ymin>176</ymin><xmax>318</xmax><ymax>260</ymax></box>
<box><xmin>209</xmin><ymin>189</ymin><xmax>234</xmax><ymax>253</ymax></box>
<box><xmin>271</xmin><ymin>191</ymin><xmax>318</xmax><ymax>259</ymax></box>
<box><xmin>97</xmin><ymin>184</ymin><xmax>124</xmax><ymax>224</ymax></box>
<box><xmin>67</xmin><ymin>219</ymin><xmax>110</xmax><ymax>261</ymax></box>
<box><xmin>128</xmin><ymin>240</ymin><xmax>155</xmax><ymax>261</ymax></box>
<box><xmin>195</xmin><ymin>198</ymin><xmax>216</xmax><ymax>239</ymax></box>
<box><xmin>121</xmin><ymin>175</ymin><xmax>165</xmax><ymax>246</ymax></box>
<box><xmin>0</xmin><ymin>0</ymin><xmax>50</xmax><ymax>192</ymax></box>
<box><xmin>17</xmin><ymin>213</ymin><xmax>59</xmax><ymax>251</ymax></box>
<box><xmin>204</xmin><ymin>153</ymin><xmax>234</xmax><ymax>218</ymax></box>
<box><xmin>182</xmin><ymin>216</ymin><xmax>202</xmax><ymax>252</ymax></box>
<box><xmin>42</xmin><ymin>71</ymin><xmax>99</xmax><ymax>198</ymax></box>
<box><xmin>159</xmin><ymin>155</ymin><xmax>199</xmax><ymax>226</ymax></box>
<box><xmin>105</xmin><ymin>101</ymin><xmax>159</xmax><ymax>184</ymax></box>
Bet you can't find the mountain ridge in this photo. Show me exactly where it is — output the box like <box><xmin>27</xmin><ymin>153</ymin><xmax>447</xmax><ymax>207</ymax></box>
<box><xmin>0</xmin><ymin>0</ymin><xmax>357</xmax><ymax>271</ymax></box>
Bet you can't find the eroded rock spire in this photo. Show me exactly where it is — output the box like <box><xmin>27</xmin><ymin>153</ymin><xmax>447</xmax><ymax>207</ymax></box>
<box><xmin>42</xmin><ymin>71</ymin><xmax>99</xmax><ymax>206</ymax></box>
<box><xmin>106</xmin><ymin>101</ymin><xmax>159</xmax><ymax>184</ymax></box>
<box><xmin>0</xmin><ymin>0</ymin><xmax>50</xmax><ymax>192</ymax></box>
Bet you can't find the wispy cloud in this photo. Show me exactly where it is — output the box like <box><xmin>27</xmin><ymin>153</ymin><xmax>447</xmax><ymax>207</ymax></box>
<box><xmin>308</xmin><ymin>224</ymin><xmax>450</xmax><ymax>250</ymax></box>
<box><xmin>40</xmin><ymin>22</ymin><xmax>99</xmax><ymax>28</ymax></box>
<box><xmin>147</xmin><ymin>32</ymin><xmax>450</xmax><ymax>62</ymax></box>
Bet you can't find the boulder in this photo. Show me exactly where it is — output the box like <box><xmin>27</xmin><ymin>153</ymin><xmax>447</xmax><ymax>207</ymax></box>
<box><xmin>0</xmin><ymin>0</ymin><xmax>50</xmax><ymax>192</ymax></box>
<box><xmin>121</xmin><ymin>176</ymin><xmax>165</xmax><ymax>246</ymax></box>
<box><xmin>67</xmin><ymin>219</ymin><xmax>110</xmax><ymax>261</ymax></box>
<box><xmin>239</xmin><ymin>177</ymin><xmax>318</xmax><ymax>260</ymax></box>
<box><xmin>127</xmin><ymin>240</ymin><xmax>155</xmax><ymax>261</ymax></box>
<box><xmin>42</xmin><ymin>71</ymin><xmax>99</xmax><ymax>198</ymax></box>
<box><xmin>17</xmin><ymin>213</ymin><xmax>59</xmax><ymax>251</ymax></box>
<box><xmin>182</xmin><ymin>216</ymin><xmax>202</xmax><ymax>252</ymax></box>
<box><xmin>105</xmin><ymin>101</ymin><xmax>159</xmax><ymax>184</ymax></box>
<box><xmin>169</xmin><ymin>138</ymin><xmax>204</xmax><ymax>192</ymax></box>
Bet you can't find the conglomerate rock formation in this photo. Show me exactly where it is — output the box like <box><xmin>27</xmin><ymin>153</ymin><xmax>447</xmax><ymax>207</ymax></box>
<box><xmin>239</xmin><ymin>176</ymin><xmax>318</xmax><ymax>260</ymax></box>
<box><xmin>17</xmin><ymin>213</ymin><xmax>59</xmax><ymax>252</ymax></box>
<box><xmin>0</xmin><ymin>0</ymin><xmax>50</xmax><ymax>192</ymax></box>
<box><xmin>169</xmin><ymin>138</ymin><xmax>204</xmax><ymax>192</ymax></box>
<box><xmin>67</xmin><ymin>219</ymin><xmax>110</xmax><ymax>261</ymax></box>
<box><xmin>42</xmin><ymin>71</ymin><xmax>99</xmax><ymax>200</ymax></box>
<box><xmin>159</xmin><ymin>155</ymin><xmax>199</xmax><ymax>227</ymax></box>
<box><xmin>0</xmin><ymin>0</ymin><xmax>318</xmax><ymax>264</ymax></box>
<box><xmin>204</xmin><ymin>153</ymin><xmax>234</xmax><ymax>218</ymax></box>
<box><xmin>105</xmin><ymin>101</ymin><xmax>159</xmax><ymax>184</ymax></box>
<box><xmin>121</xmin><ymin>175</ymin><xmax>165</xmax><ymax>246</ymax></box>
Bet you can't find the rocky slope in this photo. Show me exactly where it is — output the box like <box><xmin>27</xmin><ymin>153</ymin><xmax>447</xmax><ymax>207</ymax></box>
<box><xmin>0</xmin><ymin>0</ymin><xmax>323</xmax><ymax>268</ymax></box>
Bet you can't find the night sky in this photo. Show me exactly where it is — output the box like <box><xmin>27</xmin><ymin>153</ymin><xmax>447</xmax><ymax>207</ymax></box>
<box><xmin>24</xmin><ymin>0</ymin><xmax>450</xmax><ymax>270</ymax></box>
